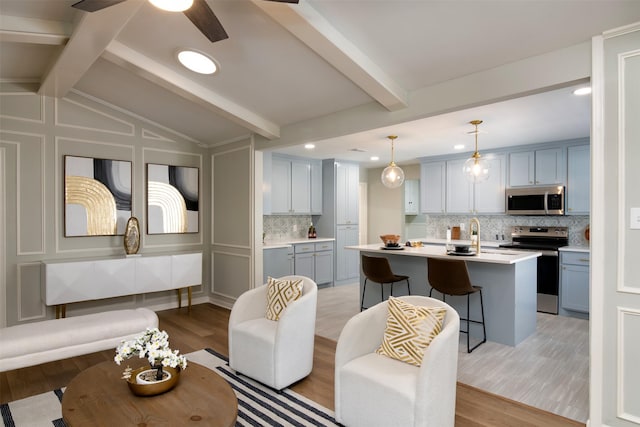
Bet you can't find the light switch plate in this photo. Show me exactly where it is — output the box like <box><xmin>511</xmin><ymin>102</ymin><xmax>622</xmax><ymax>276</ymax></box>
<box><xmin>631</xmin><ymin>208</ymin><xmax>640</xmax><ymax>230</ymax></box>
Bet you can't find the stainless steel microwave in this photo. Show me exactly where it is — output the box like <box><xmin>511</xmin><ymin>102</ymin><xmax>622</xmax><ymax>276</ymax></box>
<box><xmin>506</xmin><ymin>186</ymin><xmax>565</xmax><ymax>215</ymax></box>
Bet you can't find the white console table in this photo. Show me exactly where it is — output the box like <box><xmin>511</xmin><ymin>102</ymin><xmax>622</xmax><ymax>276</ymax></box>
<box><xmin>42</xmin><ymin>252</ymin><xmax>202</xmax><ymax>318</ymax></box>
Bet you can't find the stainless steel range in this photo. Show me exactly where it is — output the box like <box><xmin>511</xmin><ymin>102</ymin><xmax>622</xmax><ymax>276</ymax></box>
<box><xmin>499</xmin><ymin>226</ymin><xmax>568</xmax><ymax>314</ymax></box>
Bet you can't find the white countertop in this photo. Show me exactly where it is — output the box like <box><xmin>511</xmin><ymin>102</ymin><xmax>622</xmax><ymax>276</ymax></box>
<box><xmin>559</xmin><ymin>245</ymin><xmax>590</xmax><ymax>253</ymax></box>
<box><xmin>420</xmin><ymin>238</ymin><xmax>503</xmax><ymax>248</ymax></box>
<box><xmin>263</xmin><ymin>237</ymin><xmax>335</xmax><ymax>249</ymax></box>
<box><xmin>346</xmin><ymin>243</ymin><xmax>540</xmax><ymax>265</ymax></box>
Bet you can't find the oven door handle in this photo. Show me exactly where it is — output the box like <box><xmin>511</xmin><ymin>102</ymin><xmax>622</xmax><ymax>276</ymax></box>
<box><xmin>544</xmin><ymin>190</ymin><xmax>549</xmax><ymax>214</ymax></box>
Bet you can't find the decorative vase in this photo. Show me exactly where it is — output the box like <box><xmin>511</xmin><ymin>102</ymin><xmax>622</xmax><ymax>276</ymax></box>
<box><xmin>127</xmin><ymin>366</ymin><xmax>180</xmax><ymax>396</ymax></box>
<box><xmin>124</xmin><ymin>216</ymin><xmax>140</xmax><ymax>255</ymax></box>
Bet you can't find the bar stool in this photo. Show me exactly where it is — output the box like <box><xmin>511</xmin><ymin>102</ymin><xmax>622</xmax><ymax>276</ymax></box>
<box><xmin>360</xmin><ymin>255</ymin><xmax>411</xmax><ymax>311</ymax></box>
<box><xmin>427</xmin><ymin>257</ymin><xmax>486</xmax><ymax>353</ymax></box>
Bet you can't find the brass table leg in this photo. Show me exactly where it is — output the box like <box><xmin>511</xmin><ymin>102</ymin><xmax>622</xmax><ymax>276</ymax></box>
<box><xmin>177</xmin><ymin>289</ymin><xmax>182</xmax><ymax>309</ymax></box>
<box><xmin>55</xmin><ymin>304</ymin><xmax>67</xmax><ymax>319</ymax></box>
<box><xmin>187</xmin><ymin>286</ymin><xmax>192</xmax><ymax>313</ymax></box>
<box><xmin>177</xmin><ymin>287</ymin><xmax>192</xmax><ymax>312</ymax></box>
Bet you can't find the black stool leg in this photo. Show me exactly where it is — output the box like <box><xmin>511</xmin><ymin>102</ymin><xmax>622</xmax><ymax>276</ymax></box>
<box><xmin>406</xmin><ymin>279</ymin><xmax>411</xmax><ymax>295</ymax></box>
<box><xmin>466</xmin><ymin>293</ymin><xmax>471</xmax><ymax>353</ymax></box>
<box><xmin>360</xmin><ymin>278</ymin><xmax>368</xmax><ymax>311</ymax></box>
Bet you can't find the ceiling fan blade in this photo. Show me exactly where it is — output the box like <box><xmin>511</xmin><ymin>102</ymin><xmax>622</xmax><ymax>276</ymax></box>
<box><xmin>71</xmin><ymin>0</ymin><xmax>128</xmax><ymax>12</ymax></box>
<box><xmin>264</xmin><ymin>0</ymin><xmax>300</xmax><ymax>3</ymax></box>
<box><xmin>183</xmin><ymin>0</ymin><xmax>229</xmax><ymax>43</ymax></box>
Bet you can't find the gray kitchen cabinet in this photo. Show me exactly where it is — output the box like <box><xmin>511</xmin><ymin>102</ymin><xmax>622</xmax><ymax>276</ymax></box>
<box><xmin>404</xmin><ymin>179</ymin><xmax>420</xmax><ymax>215</ymax></box>
<box><xmin>446</xmin><ymin>154</ymin><xmax>506</xmax><ymax>214</ymax></box>
<box><xmin>310</xmin><ymin>160</ymin><xmax>323</xmax><ymax>215</ymax></box>
<box><xmin>567</xmin><ymin>145</ymin><xmax>590</xmax><ymax>215</ymax></box>
<box><xmin>560</xmin><ymin>250</ymin><xmax>590</xmax><ymax>318</ymax></box>
<box><xmin>336</xmin><ymin>225</ymin><xmax>359</xmax><ymax>282</ymax></box>
<box><xmin>336</xmin><ymin>162</ymin><xmax>359</xmax><ymax>225</ymax></box>
<box><xmin>267</xmin><ymin>155</ymin><xmax>313</xmax><ymax>215</ymax></box>
<box><xmin>263</xmin><ymin>246</ymin><xmax>294</xmax><ymax>284</ymax></box>
<box><xmin>293</xmin><ymin>242</ymin><xmax>334</xmax><ymax>285</ymax></box>
<box><xmin>420</xmin><ymin>161</ymin><xmax>445</xmax><ymax>214</ymax></box>
<box><xmin>509</xmin><ymin>148</ymin><xmax>565</xmax><ymax>186</ymax></box>
<box><xmin>315</xmin><ymin>160</ymin><xmax>360</xmax><ymax>285</ymax></box>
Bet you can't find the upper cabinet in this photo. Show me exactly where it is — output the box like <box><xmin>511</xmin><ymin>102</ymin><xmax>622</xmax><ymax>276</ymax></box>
<box><xmin>336</xmin><ymin>162</ymin><xmax>359</xmax><ymax>225</ymax></box>
<box><xmin>566</xmin><ymin>145</ymin><xmax>590</xmax><ymax>215</ymax></box>
<box><xmin>264</xmin><ymin>154</ymin><xmax>322</xmax><ymax>215</ymax></box>
<box><xmin>404</xmin><ymin>179</ymin><xmax>420</xmax><ymax>215</ymax></box>
<box><xmin>420</xmin><ymin>162</ymin><xmax>445</xmax><ymax>214</ymax></box>
<box><xmin>446</xmin><ymin>154</ymin><xmax>506</xmax><ymax>214</ymax></box>
<box><xmin>509</xmin><ymin>147</ymin><xmax>565</xmax><ymax>186</ymax></box>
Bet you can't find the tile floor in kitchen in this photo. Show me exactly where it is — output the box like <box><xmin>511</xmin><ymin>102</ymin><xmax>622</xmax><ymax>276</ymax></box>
<box><xmin>315</xmin><ymin>282</ymin><xmax>589</xmax><ymax>423</ymax></box>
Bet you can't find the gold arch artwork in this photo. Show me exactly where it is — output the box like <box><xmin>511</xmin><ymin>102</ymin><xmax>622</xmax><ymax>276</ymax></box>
<box><xmin>65</xmin><ymin>175</ymin><xmax>117</xmax><ymax>235</ymax></box>
<box><xmin>147</xmin><ymin>181</ymin><xmax>188</xmax><ymax>233</ymax></box>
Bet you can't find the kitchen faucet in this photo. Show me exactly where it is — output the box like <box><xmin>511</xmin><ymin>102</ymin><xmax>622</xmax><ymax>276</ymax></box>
<box><xmin>470</xmin><ymin>217</ymin><xmax>481</xmax><ymax>254</ymax></box>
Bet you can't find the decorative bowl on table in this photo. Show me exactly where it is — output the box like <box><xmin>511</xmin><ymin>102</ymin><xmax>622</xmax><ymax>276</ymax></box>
<box><xmin>380</xmin><ymin>234</ymin><xmax>401</xmax><ymax>247</ymax></box>
<box><xmin>454</xmin><ymin>245</ymin><xmax>471</xmax><ymax>253</ymax></box>
<box><xmin>126</xmin><ymin>366</ymin><xmax>180</xmax><ymax>396</ymax></box>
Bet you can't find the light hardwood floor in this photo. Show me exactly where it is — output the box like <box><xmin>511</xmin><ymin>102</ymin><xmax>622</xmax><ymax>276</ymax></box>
<box><xmin>0</xmin><ymin>302</ymin><xmax>584</xmax><ymax>427</ymax></box>
<box><xmin>316</xmin><ymin>282</ymin><xmax>590</xmax><ymax>423</ymax></box>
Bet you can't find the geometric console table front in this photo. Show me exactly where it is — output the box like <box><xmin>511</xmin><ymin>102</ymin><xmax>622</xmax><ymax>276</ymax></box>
<box><xmin>42</xmin><ymin>252</ymin><xmax>202</xmax><ymax>318</ymax></box>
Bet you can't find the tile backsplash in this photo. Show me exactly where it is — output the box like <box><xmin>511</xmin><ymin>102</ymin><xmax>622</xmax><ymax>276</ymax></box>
<box><xmin>263</xmin><ymin>215</ymin><xmax>314</xmax><ymax>241</ymax></box>
<box><xmin>406</xmin><ymin>214</ymin><xmax>590</xmax><ymax>246</ymax></box>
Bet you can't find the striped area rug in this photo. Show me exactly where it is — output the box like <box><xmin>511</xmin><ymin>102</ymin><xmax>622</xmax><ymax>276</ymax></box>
<box><xmin>1</xmin><ymin>348</ymin><xmax>339</xmax><ymax>427</ymax></box>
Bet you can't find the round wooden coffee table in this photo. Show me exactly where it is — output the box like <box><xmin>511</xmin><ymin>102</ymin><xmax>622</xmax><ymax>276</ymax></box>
<box><xmin>62</xmin><ymin>360</ymin><xmax>237</xmax><ymax>426</ymax></box>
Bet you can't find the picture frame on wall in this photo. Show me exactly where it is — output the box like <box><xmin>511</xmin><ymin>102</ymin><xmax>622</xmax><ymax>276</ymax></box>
<box><xmin>146</xmin><ymin>163</ymin><xmax>199</xmax><ymax>234</ymax></box>
<box><xmin>64</xmin><ymin>155</ymin><xmax>132</xmax><ymax>237</ymax></box>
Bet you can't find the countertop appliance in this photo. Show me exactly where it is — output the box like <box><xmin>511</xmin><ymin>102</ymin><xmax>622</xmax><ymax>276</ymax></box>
<box><xmin>499</xmin><ymin>226</ymin><xmax>568</xmax><ymax>314</ymax></box>
<box><xmin>506</xmin><ymin>186</ymin><xmax>565</xmax><ymax>215</ymax></box>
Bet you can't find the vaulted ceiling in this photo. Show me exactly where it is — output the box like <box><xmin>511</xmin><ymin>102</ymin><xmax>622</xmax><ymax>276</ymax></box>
<box><xmin>1</xmin><ymin>0</ymin><xmax>640</xmax><ymax>166</ymax></box>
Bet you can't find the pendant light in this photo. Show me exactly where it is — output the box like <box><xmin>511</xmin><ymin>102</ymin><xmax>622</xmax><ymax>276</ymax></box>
<box><xmin>149</xmin><ymin>0</ymin><xmax>193</xmax><ymax>12</ymax></box>
<box><xmin>381</xmin><ymin>135</ymin><xmax>405</xmax><ymax>188</ymax></box>
<box><xmin>462</xmin><ymin>120</ymin><xmax>490</xmax><ymax>183</ymax></box>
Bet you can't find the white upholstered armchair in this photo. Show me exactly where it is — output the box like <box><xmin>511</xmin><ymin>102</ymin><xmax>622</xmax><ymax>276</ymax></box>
<box><xmin>335</xmin><ymin>296</ymin><xmax>460</xmax><ymax>427</ymax></box>
<box><xmin>228</xmin><ymin>275</ymin><xmax>318</xmax><ymax>390</ymax></box>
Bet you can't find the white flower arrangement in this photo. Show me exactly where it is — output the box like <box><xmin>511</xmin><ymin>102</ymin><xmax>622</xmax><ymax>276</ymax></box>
<box><xmin>115</xmin><ymin>328</ymin><xmax>187</xmax><ymax>380</ymax></box>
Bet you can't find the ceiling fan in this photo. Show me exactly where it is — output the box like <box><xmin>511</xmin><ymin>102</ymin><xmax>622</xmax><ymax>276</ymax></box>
<box><xmin>71</xmin><ymin>0</ymin><xmax>299</xmax><ymax>43</ymax></box>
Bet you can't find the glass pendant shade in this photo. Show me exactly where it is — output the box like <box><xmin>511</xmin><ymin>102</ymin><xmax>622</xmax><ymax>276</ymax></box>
<box><xmin>463</xmin><ymin>120</ymin><xmax>490</xmax><ymax>183</ymax></box>
<box><xmin>149</xmin><ymin>0</ymin><xmax>193</xmax><ymax>12</ymax></box>
<box><xmin>462</xmin><ymin>156</ymin><xmax>490</xmax><ymax>183</ymax></box>
<box><xmin>381</xmin><ymin>135</ymin><xmax>405</xmax><ymax>188</ymax></box>
<box><xmin>381</xmin><ymin>163</ymin><xmax>405</xmax><ymax>188</ymax></box>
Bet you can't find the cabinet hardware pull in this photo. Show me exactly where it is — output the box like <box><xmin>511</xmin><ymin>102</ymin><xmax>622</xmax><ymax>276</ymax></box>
<box><xmin>579</xmin><ymin>258</ymin><xmax>589</xmax><ymax>262</ymax></box>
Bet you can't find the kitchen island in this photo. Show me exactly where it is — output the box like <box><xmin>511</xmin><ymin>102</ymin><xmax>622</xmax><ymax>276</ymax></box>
<box><xmin>346</xmin><ymin>244</ymin><xmax>541</xmax><ymax>346</ymax></box>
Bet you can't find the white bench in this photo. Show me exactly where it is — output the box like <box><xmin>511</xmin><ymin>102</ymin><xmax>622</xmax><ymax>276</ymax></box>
<box><xmin>0</xmin><ymin>308</ymin><xmax>158</xmax><ymax>372</ymax></box>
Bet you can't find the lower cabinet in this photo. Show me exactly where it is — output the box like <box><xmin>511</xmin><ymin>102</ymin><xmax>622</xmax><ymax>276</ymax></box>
<box><xmin>336</xmin><ymin>225</ymin><xmax>360</xmax><ymax>283</ymax></box>
<box><xmin>263</xmin><ymin>246</ymin><xmax>294</xmax><ymax>284</ymax></box>
<box><xmin>559</xmin><ymin>250</ymin><xmax>590</xmax><ymax>318</ymax></box>
<box><xmin>294</xmin><ymin>242</ymin><xmax>334</xmax><ymax>286</ymax></box>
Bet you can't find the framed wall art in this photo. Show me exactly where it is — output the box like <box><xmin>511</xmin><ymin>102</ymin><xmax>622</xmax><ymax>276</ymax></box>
<box><xmin>146</xmin><ymin>163</ymin><xmax>199</xmax><ymax>234</ymax></box>
<box><xmin>64</xmin><ymin>155</ymin><xmax>132</xmax><ymax>237</ymax></box>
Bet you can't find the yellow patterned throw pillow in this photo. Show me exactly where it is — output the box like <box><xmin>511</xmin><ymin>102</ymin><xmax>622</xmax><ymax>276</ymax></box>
<box><xmin>376</xmin><ymin>297</ymin><xmax>446</xmax><ymax>366</ymax></box>
<box><xmin>266</xmin><ymin>277</ymin><xmax>303</xmax><ymax>321</ymax></box>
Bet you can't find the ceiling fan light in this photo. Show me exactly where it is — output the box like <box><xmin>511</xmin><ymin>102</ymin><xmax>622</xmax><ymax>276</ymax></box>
<box><xmin>149</xmin><ymin>0</ymin><xmax>193</xmax><ymax>12</ymax></box>
<box><xmin>177</xmin><ymin>50</ymin><xmax>218</xmax><ymax>74</ymax></box>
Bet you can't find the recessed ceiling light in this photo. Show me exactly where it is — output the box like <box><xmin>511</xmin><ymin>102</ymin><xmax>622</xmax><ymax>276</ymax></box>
<box><xmin>177</xmin><ymin>50</ymin><xmax>218</xmax><ymax>74</ymax></box>
<box><xmin>454</xmin><ymin>144</ymin><xmax>465</xmax><ymax>150</ymax></box>
<box><xmin>573</xmin><ymin>87</ymin><xmax>592</xmax><ymax>96</ymax></box>
<box><xmin>304</xmin><ymin>143</ymin><xmax>315</xmax><ymax>150</ymax></box>
<box><xmin>149</xmin><ymin>0</ymin><xmax>193</xmax><ymax>12</ymax></box>
<box><xmin>370</xmin><ymin>156</ymin><xmax>379</xmax><ymax>161</ymax></box>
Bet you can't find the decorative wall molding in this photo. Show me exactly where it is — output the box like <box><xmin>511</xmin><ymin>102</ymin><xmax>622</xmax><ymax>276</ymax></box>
<box><xmin>0</xmin><ymin>148</ymin><xmax>6</xmax><ymax>327</ymax></box>
<box><xmin>0</xmin><ymin>92</ymin><xmax>45</xmax><ymax>123</ymax></box>
<box><xmin>617</xmin><ymin>307</ymin><xmax>640</xmax><ymax>423</ymax></box>
<box><xmin>0</xmin><ymin>132</ymin><xmax>47</xmax><ymax>256</ymax></box>
<box><xmin>211</xmin><ymin>251</ymin><xmax>251</xmax><ymax>296</ymax></box>
<box><xmin>617</xmin><ymin>49</ymin><xmax>640</xmax><ymax>295</ymax></box>
<box><xmin>17</xmin><ymin>263</ymin><xmax>46</xmax><ymax>322</ymax></box>
<box><xmin>142</xmin><ymin>129</ymin><xmax>174</xmax><ymax>142</ymax></box>
<box><xmin>69</xmin><ymin>89</ymin><xmax>203</xmax><ymax>147</ymax></box>
<box><xmin>211</xmin><ymin>243</ymin><xmax>252</xmax><ymax>250</ymax></box>
<box><xmin>55</xmin><ymin>96</ymin><xmax>135</xmax><ymax>136</ymax></box>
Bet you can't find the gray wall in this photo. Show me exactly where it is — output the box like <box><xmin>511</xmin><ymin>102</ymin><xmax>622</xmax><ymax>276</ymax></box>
<box><xmin>0</xmin><ymin>84</ymin><xmax>210</xmax><ymax>326</ymax></box>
